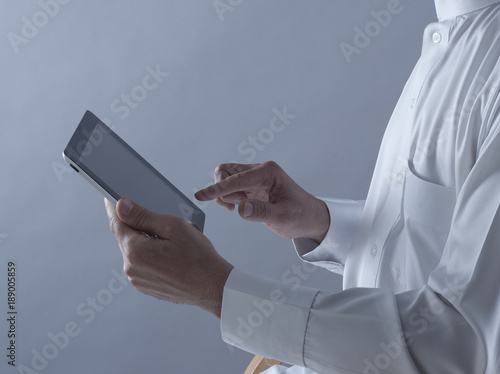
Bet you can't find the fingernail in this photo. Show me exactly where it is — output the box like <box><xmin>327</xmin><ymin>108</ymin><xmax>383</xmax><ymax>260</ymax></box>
<box><xmin>118</xmin><ymin>198</ymin><xmax>134</xmax><ymax>218</ymax></box>
<box><xmin>244</xmin><ymin>202</ymin><xmax>253</xmax><ymax>217</ymax></box>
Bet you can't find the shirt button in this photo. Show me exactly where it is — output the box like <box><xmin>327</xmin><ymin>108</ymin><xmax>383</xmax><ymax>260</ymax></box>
<box><xmin>371</xmin><ymin>244</ymin><xmax>378</xmax><ymax>257</ymax></box>
<box><xmin>410</xmin><ymin>98</ymin><xmax>416</xmax><ymax>108</ymax></box>
<box><xmin>397</xmin><ymin>173</ymin><xmax>404</xmax><ymax>184</ymax></box>
<box><xmin>432</xmin><ymin>32</ymin><xmax>442</xmax><ymax>43</ymax></box>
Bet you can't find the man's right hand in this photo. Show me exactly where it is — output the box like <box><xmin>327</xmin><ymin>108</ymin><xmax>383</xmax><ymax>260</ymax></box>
<box><xmin>195</xmin><ymin>161</ymin><xmax>330</xmax><ymax>243</ymax></box>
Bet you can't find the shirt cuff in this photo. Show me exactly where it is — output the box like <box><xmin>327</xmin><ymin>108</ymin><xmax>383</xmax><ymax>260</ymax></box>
<box><xmin>293</xmin><ymin>198</ymin><xmax>365</xmax><ymax>275</ymax></box>
<box><xmin>220</xmin><ymin>268</ymin><xmax>319</xmax><ymax>366</ymax></box>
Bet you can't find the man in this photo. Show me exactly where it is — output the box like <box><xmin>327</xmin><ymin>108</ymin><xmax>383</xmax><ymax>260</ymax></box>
<box><xmin>105</xmin><ymin>0</ymin><xmax>500</xmax><ymax>372</ymax></box>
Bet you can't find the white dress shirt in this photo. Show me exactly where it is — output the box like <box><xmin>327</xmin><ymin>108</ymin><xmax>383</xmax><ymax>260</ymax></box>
<box><xmin>221</xmin><ymin>1</ymin><xmax>500</xmax><ymax>373</ymax></box>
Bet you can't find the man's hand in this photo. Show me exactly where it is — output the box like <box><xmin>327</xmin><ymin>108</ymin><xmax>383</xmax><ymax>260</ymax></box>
<box><xmin>195</xmin><ymin>161</ymin><xmax>330</xmax><ymax>243</ymax></box>
<box><xmin>105</xmin><ymin>198</ymin><xmax>234</xmax><ymax>319</ymax></box>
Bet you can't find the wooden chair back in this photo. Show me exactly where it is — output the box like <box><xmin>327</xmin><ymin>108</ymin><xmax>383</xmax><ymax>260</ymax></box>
<box><xmin>244</xmin><ymin>355</ymin><xmax>282</xmax><ymax>374</ymax></box>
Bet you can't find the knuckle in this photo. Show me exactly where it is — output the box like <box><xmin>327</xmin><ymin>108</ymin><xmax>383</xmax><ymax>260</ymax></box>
<box><xmin>263</xmin><ymin>161</ymin><xmax>284</xmax><ymax>179</ymax></box>
<box><xmin>231</xmin><ymin>171</ymin><xmax>244</xmax><ymax>187</ymax></box>
<box><xmin>261</xmin><ymin>161</ymin><xmax>280</xmax><ymax>180</ymax></box>
<box><xmin>134</xmin><ymin>209</ymin><xmax>149</xmax><ymax>230</ymax></box>
<box><xmin>260</xmin><ymin>202</ymin><xmax>271</xmax><ymax>220</ymax></box>
<box><xmin>263</xmin><ymin>160</ymin><xmax>279</xmax><ymax>170</ymax></box>
<box><xmin>123</xmin><ymin>262</ymin><xmax>134</xmax><ymax>277</ymax></box>
<box><xmin>108</xmin><ymin>216</ymin><xmax>119</xmax><ymax>235</ymax></box>
<box><xmin>214</xmin><ymin>164</ymin><xmax>226</xmax><ymax>175</ymax></box>
<box><xmin>214</xmin><ymin>164</ymin><xmax>231</xmax><ymax>182</ymax></box>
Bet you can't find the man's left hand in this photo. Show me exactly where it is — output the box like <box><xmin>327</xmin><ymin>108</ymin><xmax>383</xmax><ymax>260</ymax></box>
<box><xmin>105</xmin><ymin>198</ymin><xmax>234</xmax><ymax>319</ymax></box>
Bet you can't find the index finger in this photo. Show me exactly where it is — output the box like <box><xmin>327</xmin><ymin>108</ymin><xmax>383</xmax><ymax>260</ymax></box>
<box><xmin>195</xmin><ymin>165</ymin><xmax>268</xmax><ymax>201</ymax></box>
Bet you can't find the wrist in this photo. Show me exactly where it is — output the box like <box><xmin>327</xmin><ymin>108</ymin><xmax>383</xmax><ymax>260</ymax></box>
<box><xmin>202</xmin><ymin>262</ymin><xmax>234</xmax><ymax>319</ymax></box>
<box><xmin>307</xmin><ymin>198</ymin><xmax>330</xmax><ymax>244</ymax></box>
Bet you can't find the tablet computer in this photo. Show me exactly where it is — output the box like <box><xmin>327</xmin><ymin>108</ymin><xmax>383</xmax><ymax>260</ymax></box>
<box><xmin>63</xmin><ymin>110</ymin><xmax>205</xmax><ymax>232</ymax></box>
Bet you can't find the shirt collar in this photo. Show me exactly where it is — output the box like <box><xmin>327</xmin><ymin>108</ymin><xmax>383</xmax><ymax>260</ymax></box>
<box><xmin>434</xmin><ymin>0</ymin><xmax>500</xmax><ymax>20</ymax></box>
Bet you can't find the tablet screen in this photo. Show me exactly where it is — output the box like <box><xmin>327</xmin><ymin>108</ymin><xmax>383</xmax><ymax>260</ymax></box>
<box><xmin>64</xmin><ymin>111</ymin><xmax>205</xmax><ymax>231</ymax></box>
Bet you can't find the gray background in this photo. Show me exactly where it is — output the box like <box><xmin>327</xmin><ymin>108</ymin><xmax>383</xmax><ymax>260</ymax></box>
<box><xmin>0</xmin><ymin>1</ymin><xmax>435</xmax><ymax>373</ymax></box>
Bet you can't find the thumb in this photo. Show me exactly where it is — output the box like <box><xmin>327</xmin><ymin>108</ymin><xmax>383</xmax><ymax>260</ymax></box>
<box><xmin>116</xmin><ymin>198</ymin><xmax>162</xmax><ymax>234</ymax></box>
<box><xmin>239</xmin><ymin>199</ymin><xmax>280</xmax><ymax>224</ymax></box>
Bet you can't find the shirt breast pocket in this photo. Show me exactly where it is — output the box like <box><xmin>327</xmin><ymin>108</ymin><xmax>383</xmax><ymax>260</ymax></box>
<box><xmin>390</xmin><ymin>163</ymin><xmax>456</xmax><ymax>290</ymax></box>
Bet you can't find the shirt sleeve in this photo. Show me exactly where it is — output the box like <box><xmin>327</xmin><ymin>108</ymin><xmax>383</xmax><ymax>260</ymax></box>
<box><xmin>221</xmin><ymin>273</ymin><xmax>481</xmax><ymax>374</ymax></box>
<box><xmin>293</xmin><ymin>198</ymin><xmax>365</xmax><ymax>275</ymax></box>
<box><xmin>221</xmin><ymin>102</ymin><xmax>500</xmax><ymax>373</ymax></box>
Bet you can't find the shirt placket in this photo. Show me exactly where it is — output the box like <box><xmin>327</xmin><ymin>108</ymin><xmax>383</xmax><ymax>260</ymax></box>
<box><xmin>361</xmin><ymin>20</ymin><xmax>454</xmax><ymax>288</ymax></box>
